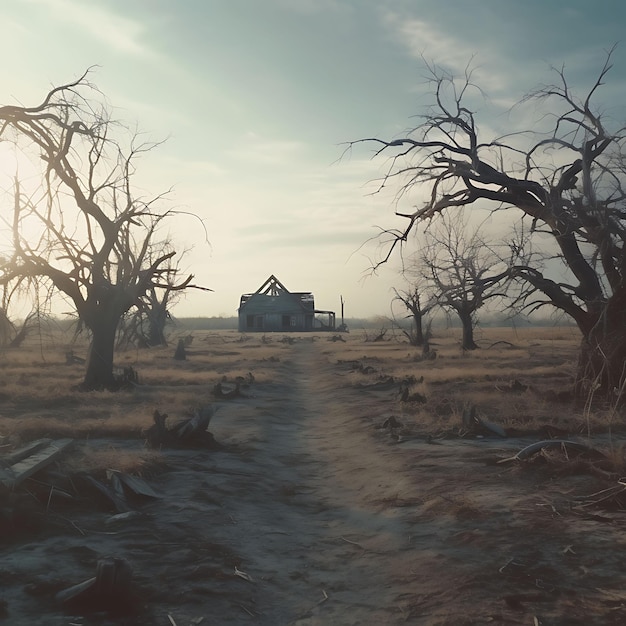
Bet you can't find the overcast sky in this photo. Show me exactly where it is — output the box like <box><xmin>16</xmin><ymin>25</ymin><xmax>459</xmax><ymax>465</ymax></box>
<box><xmin>1</xmin><ymin>0</ymin><xmax>625</xmax><ymax>318</ymax></box>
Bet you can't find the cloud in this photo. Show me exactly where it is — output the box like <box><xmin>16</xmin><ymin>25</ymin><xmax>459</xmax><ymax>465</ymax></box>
<box><xmin>225</xmin><ymin>132</ymin><xmax>309</xmax><ymax>166</ymax></box>
<box><xmin>24</xmin><ymin>0</ymin><xmax>153</xmax><ymax>57</ymax></box>
<box><xmin>380</xmin><ymin>9</ymin><xmax>533</xmax><ymax>98</ymax></box>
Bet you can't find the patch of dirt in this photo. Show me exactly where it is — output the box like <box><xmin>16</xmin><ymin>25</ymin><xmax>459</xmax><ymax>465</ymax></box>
<box><xmin>2</xmin><ymin>339</ymin><xmax>626</xmax><ymax>624</ymax></box>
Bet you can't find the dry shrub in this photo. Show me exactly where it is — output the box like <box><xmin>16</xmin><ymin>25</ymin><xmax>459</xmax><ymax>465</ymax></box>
<box><xmin>0</xmin><ymin>326</ymin><xmax>622</xmax><ymax>476</ymax></box>
<box><xmin>419</xmin><ymin>494</ymin><xmax>486</xmax><ymax>520</ymax></box>
<box><xmin>64</xmin><ymin>444</ymin><xmax>164</xmax><ymax>476</ymax></box>
<box><xmin>0</xmin><ymin>330</ymin><xmax>293</xmax><ymax>474</ymax></box>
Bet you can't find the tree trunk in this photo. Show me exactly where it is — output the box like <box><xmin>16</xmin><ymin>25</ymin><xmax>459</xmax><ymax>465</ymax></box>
<box><xmin>147</xmin><ymin>304</ymin><xmax>168</xmax><ymax>346</ymax></box>
<box><xmin>82</xmin><ymin>317</ymin><xmax>119</xmax><ymax>390</ymax></box>
<box><xmin>575</xmin><ymin>290</ymin><xmax>626</xmax><ymax>403</ymax></box>
<box><xmin>411</xmin><ymin>313</ymin><xmax>425</xmax><ymax>346</ymax></box>
<box><xmin>459</xmin><ymin>310</ymin><xmax>478</xmax><ymax>351</ymax></box>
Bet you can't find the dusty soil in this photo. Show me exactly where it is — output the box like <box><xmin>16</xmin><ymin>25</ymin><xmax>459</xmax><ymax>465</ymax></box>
<box><xmin>2</xmin><ymin>335</ymin><xmax>626</xmax><ymax>625</ymax></box>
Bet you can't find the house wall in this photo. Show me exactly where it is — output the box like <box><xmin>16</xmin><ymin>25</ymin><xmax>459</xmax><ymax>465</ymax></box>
<box><xmin>238</xmin><ymin>312</ymin><xmax>314</xmax><ymax>332</ymax></box>
<box><xmin>238</xmin><ymin>293</ymin><xmax>314</xmax><ymax>332</ymax></box>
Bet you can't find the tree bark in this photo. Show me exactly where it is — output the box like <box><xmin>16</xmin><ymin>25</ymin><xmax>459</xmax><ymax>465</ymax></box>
<box><xmin>459</xmin><ymin>309</ymin><xmax>478</xmax><ymax>351</ymax></box>
<box><xmin>411</xmin><ymin>314</ymin><xmax>425</xmax><ymax>346</ymax></box>
<box><xmin>575</xmin><ymin>288</ymin><xmax>626</xmax><ymax>402</ymax></box>
<box><xmin>147</xmin><ymin>303</ymin><xmax>168</xmax><ymax>346</ymax></box>
<box><xmin>82</xmin><ymin>316</ymin><xmax>119</xmax><ymax>390</ymax></box>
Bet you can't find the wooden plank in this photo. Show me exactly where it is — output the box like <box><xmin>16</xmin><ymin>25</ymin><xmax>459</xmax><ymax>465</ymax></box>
<box><xmin>1</xmin><ymin>438</ymin><xmax>51</xmax><ymax>466</ymax></box>
<box><xmin>114</xmin><ymin>472</ymin><xmax>162</xmax><ymax>499</ymax></box>
<box><xmin>3</xmin><ymin>439</ymin><xmax>74</xmax><ymax>489</ymax></box>
<box><xmin>0</xmin><ymin>466</ymin><xmax>14</xmax><ymax>485</ymax></box>
<box><xmin>82</xmin><ymin>475</ymin><xmax>131</xmax><ymax>513</ymax></box>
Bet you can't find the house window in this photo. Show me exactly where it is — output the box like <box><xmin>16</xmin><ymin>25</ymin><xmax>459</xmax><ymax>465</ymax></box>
<box><xmin>246</xmin><ymin>315</ymin><xmax>255</xmax><ymax>329</ymax></box>
<box><xmin>255</xmin><ymin>316</ymin><xmax>264</xmax><ymax>329</ymax></box>
<box><xmin>282</xmin><ymin>315</ymin><xmax>291</xmax><ymax>328</ymax></box>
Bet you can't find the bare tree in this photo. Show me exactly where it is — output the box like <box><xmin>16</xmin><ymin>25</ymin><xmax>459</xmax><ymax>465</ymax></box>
<box><xmin>348</xmin><ymin>49</ymin><xmax>626</xmax><ymax>400</ymax></box>
<box><xmin>0</xmin><ymin>274</ymin><xmax>44</xmax><ymax>348</ymax></box>
<box><xmin>391</xmin><ymin>282</ymin><xmax>436</xmax><ymax>347</ymax></box>
<box><xmin>420</xmin><ymin>213</ymin><xmax>511</xmax><ymax>350</ymax></box>
<box><xmin>0</xmin><ymin>71</ymin><xmax>202</xmax><ymax>389</ymax></box>
<box><xmin>118</xmin><ymin>244</ymin><xmax>210</xmax><ymax>349</ymax></box>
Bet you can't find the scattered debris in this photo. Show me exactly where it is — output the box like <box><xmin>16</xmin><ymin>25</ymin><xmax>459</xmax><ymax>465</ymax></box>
<box><xmin>461</xmin><ymin>406</ymin><xmax>506</xmax><ymax>438</ymax></box>
<box><xmin>113</xmin><ymin>470</ymin><xmax>162</xmax><ymax>499</ymax></box>
<box><xmin>145</xmin><ymin>407</ymin><xmax>218</xmax><ymax>449</ymax></box>
<box><xmin>234</xmin><ymin>372</ymin><xmax>255</xmax><ymax>386</ymax></box>
<box><xmin>112</xmin><ymin>365</ymin><xmax>139</xmax><ymax>388</ymax></box>
<box><xmin>105</xmin><ymin>510</ymin><xmax>145</xmax><ymax>525</ymax></box>
<box><xmin>81</xmin><ymin>468</ymin><xmax>162</xmax><ymax>512</ymax></box>
<box><xmin>65</xmin><ymin>350</ymin><xmax>86</xmax><ymax>365</ymax></box>
<box><xmin>496</xmin><ymin>379</ymin><xmax>529</xmax><ymax>393</ymax></box>
<box><xmin>81</xmin><ymin>474</ymin><xmax>132</xmax><ymax>513</ymax></box>
<box><xmin>399</xmin><ymin>384</ymin><xmax>427</xmax><ymax>403</ymax></box>
<box><xmin>382</xmin><ymin>416</ymin><xmax>403</xmax><ymax>430</ymax></box>
<box><xmin>487</xmin><ymin>340</ymin><xmax>516</xmax><ymax>349</ymax></box>
<box><xmin>364</xmin><ymin>328</ymin><xmax>388</xmax><ymax>342</ymax></box>
<box><xmin>262</xmin><ymin>355</ymin><xmax>280</xmax><ymax>362</ymax></box>
<box><xmin>213</xmin><ymin>381</ymin><xmax>241</xmax><ymax>399</ymax></box>
<box><xmin>56</xmin><ymin>557</ymin><xmax>134</xmax><ymax>613</ymax></box>
<box><xmin>317</xmin><ymin>589</ymin><xmax>329</xmax><ymax>605</ymax></box>
<box><xmin>498</xmin><ymin>440</ymin><xmax>607</xmax><ymax>464</ymax></box>
<box><xmin>234</xmin><ymin>566</ymin><xmax>254</xmax><ymax>583</ymax></box>
<box><xmin>356</xmin><ymin>376</ymin><xmax>397</xmax><ymax>391</ymax></box>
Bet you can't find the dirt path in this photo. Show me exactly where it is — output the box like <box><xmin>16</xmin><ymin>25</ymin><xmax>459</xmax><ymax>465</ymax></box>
<box><xmin>184</xmin><ymin>339</ymin><xmax>626</xmax><ymax>625</ymax></box>
<box><xmin>186</xmin><ymin>339</ymin><xmax>424</xmax><ymax>625</ymax></box>
<box><xmin>3</xmin><ymin>338</ymin><xmax>626</xmax><ymax>625</ymax></box>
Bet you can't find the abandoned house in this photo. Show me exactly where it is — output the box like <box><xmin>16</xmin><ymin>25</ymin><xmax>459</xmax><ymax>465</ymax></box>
<box><xmin>238</xmin><ymin>275</ymin><xmax>336</xmax><ymax>332</ymax></box>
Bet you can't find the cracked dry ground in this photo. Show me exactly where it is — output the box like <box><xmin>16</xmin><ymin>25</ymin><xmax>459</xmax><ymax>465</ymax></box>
<box><xmin>3</xmin><ymin>337</ymin><xmax>626</xmax><ymax>625</ymax></box>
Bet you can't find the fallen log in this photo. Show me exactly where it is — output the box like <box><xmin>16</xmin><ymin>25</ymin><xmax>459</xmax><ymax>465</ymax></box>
<box><xmin>498</xmin><ymin>439</ymin><xmax>606</xmax><ymax>464</ymax></box>
<box><xmin>145</xmin><ymin>408</ymin><xmax>218</xmax><ymax>449</ymax></box>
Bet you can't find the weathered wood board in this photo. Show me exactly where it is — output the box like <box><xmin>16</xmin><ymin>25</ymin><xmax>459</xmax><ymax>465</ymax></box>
<box><xmin>1</xmin><ymin>438</ymin><xmax>74</xmax><ymax>489</ymax></box>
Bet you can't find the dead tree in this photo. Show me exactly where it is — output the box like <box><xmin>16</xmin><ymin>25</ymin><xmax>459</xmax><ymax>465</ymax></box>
<box><xmin>0</xmin><ymin>71</ymin><xmax>205</xmax><ymax>389</ymax></box>
<box><xmin>391</xmin><ymin>284</ymin><xmax>436</xmax><ymax>347</ymax></box>
<box><xmin>421</xmin><ymin>213</ymin><xmax>511</xmax><ymax>350</ymax></box>
<box><xmin>348</xmin><ymin>49</ymin><xmax>626</xmax><ymax>401</ymax></box>
<box><xmin>0</xmin><ymin>275</ymin><xmax>44</xmax><ymax>348</ymax></box>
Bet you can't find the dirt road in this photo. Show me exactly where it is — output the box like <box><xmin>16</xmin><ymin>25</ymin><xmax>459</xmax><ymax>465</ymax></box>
<box><xmin>3</xmin><ymin>338</ymin><xmax>626</xmax><ymax>625</ymax></box>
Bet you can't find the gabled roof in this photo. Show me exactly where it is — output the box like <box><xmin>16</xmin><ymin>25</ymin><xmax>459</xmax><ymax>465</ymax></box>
<box><xmin>253</xmin><ymin>274</ymin><xmax>291</xmax><ymax>297</ymax></box>
<box><xmin>239</xmin><ymin>275</ymin><xmax>315</xmax><ymax>310</ymax></box>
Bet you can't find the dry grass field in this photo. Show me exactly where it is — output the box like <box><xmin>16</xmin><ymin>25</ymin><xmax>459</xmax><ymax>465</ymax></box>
<box><xmin>1</xmin><ymin>325</ymin><xmax>626</xmax><ymax>625</ymax></box>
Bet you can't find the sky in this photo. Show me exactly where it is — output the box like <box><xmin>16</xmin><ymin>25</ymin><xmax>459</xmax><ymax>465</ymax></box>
<box><xmin>1</xmin><ymin>0</ymin><xmax>625</xmax><ymax>319</ymax></box>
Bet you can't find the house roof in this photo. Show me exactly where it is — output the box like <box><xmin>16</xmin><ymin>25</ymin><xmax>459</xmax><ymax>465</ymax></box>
<box><xmin>239</xmin><ymin>275</ymin><xmax>314</xmax><ymax>311</ymax></box>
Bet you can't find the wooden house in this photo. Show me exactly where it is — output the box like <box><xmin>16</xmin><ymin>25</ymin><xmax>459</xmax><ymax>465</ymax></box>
<box><xmin>238</xmin><ymin>275</ymin><xmax>336</xmax><ymax>332</ymax></box>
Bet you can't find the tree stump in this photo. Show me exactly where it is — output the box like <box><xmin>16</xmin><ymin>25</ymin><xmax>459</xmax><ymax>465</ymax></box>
<box><xmin>174</xmin><ymin>338</ymin><xmax>186</xmax><ymax>360</ymax></box>
<box><xmin>56</xmin><ymin>557</ymin><xmax>133</xmax><ymax>610</ymax></box>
